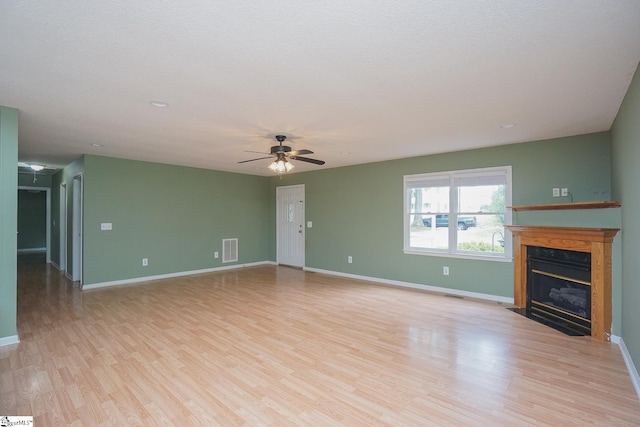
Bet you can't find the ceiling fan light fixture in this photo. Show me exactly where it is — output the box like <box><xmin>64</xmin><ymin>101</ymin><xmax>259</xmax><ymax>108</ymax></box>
<box><xmin>238</xmin><ymin>134</ymin><xmax>323</xmax><ymax>172</ymax></box>
<box><xmin>269</xmin><ymin>158</ymin><xmax>294</xmax><ymax>174</ymax></box>
<box><xmin>29</xmin><ymin>164</ymin><xmax>45</xmax><ymax>171</ymax></box>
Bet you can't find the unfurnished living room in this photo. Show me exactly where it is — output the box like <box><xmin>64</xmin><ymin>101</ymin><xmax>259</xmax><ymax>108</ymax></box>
<box><xmin>1</xmin><ymin>1</ymin><xmax>640</xmax><ymax>425</ymax></box>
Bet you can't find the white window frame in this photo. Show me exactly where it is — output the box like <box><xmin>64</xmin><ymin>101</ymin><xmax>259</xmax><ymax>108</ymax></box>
<box><xmin>403</xmin><ymin>166</ymin><xmax>512</xmax><ymax>262</ymax></box>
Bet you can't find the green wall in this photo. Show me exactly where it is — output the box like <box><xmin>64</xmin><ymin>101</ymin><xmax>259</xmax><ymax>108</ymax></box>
<box><xmin>18</xmin><ymin>172</ymin><xmax>52</xmax><ymax>188</ymax></box>
<box><xmin>17</xmin><ymin>190</ymin><xmax>47</xmax><ymax>250</ymax></box>
<box><xmin>269</xmin><ymin>132</ymin><xmax>621</xmax><ymax>331</ymax></box>
<box><xmin>81</xmin><ymin>155</ymin><xmax>271</xmax><ymax>285</ymax></box>
<box><xmin>611</xmin><ymin>64</ymin><xmax>640</xmax><ymax>376</ymax></box>
<box><xmin>0</xmin><ymin>106</ymin><xmax>19</xmax><ymax>341</ymax></box>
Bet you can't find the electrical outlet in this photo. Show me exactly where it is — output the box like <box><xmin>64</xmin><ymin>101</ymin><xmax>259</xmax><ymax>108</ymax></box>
<box><xmin>552</xmin><ymin>188</ymin><xmax>560</xmax><ymax>197</ymax></box>
<box><xmin>443</xmin><ymin>266</ymin><xmax>449</xmax><ymax>276</ymax></box>
<box><xmin>214</xmin><ymin>251</ymin><xmax>219</xmax><ymax>259</ymax></box>
<box><xmin>561</xmin><ymin>188</ymin><xmax>568</xmax><ymax>197</ymax></box>
<box><xmin>142</xmin><ymin>258</ymin><xmax>148</xmax><ymax>266</ymax></box>
<box><xmin>348</xmin><ymin>256</ymin><xmax>353</xmax><ymax>264</ymax></box>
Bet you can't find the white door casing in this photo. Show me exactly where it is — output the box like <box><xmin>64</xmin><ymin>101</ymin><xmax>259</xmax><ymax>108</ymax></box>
<box><xmin>59</xmin><ymin>183</ymin><xmax>67</xmax><ymax>271</ymax></box>
<box><xmin>72</xmin><ymin>174</ymin><xmax>83</xmax><ymax>284</ymax></box>
<box><xmin>276</xmin><ymin>185</ymin><xmax>305</xmax><ymax>267</ymax></box>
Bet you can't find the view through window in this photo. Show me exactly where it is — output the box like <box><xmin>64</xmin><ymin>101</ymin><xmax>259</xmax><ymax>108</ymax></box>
<box><xmin>404</xmin><ymin>166</ymin><xmax>512</xmax><ymax>259</ymax></box>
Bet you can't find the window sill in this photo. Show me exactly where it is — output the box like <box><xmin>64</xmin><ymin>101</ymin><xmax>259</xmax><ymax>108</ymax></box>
<box><xmin>403</xmin><ymin>249</ymin><xmax>513</xmax><ymax>263</ymax></box>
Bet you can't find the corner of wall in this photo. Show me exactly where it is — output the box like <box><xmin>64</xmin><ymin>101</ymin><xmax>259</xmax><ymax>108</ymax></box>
<box><xmin>0</xmin><ymin>106</ymin><xmax>19</xmax><ymax>340</ymax></box>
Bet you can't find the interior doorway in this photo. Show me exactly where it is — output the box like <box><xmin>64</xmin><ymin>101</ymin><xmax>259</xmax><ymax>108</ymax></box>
<box><xmin>17</xmin><ymin>186</ymin><xmax>51</xmax><ymax>263</ymax></box>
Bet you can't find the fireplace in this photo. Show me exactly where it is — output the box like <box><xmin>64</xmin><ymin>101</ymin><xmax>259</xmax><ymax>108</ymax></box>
<box><xmin>527</xmin><ymin>246</ymin><xmax>591</xmax><ymax>335</ymax></box>
<box><xmin>506</xmin><ymin>226</ymin><xmax>618</xmax><ymax>341</ymax></box>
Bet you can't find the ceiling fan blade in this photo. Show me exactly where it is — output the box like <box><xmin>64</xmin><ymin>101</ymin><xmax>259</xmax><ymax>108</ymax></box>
<box><xmin>289</xmin><ymin>156</ymin><xmax>325</xmax><ymax>165</ymax></box>
<box><xmin>237</xmin><ymin>156</ymin><xmax>273</xmax><ymax>164</ymax></box>
<box><xmin>287</xmin><ymin>149</ymin><xmax>313</xmax><ymax>156</ymax></box>
<box><xmin>244</xmin><ymin>150</ymin><xmax>270</xmax><ymax>155</ymax></box>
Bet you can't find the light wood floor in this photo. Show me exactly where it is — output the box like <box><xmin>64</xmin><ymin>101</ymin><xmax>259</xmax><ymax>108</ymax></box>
<box><xmin>2</xmin><ymin>255</ymin><xmax>639</xmax><ymax>426</ymax></box>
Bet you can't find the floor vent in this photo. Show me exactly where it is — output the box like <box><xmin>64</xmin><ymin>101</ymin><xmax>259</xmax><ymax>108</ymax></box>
<box><xmin>222</xmin><ymin>238</ymin><xmax>238</xmax><ymax>263</ymax></box>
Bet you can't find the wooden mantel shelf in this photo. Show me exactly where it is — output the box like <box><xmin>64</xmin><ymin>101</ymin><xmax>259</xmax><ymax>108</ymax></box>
<box><xmin>508</xmin><ymin>201</ymin><xmax>621</xmax><ymax>211</ymax></box>
<box><xmin>506</xmin><ymin>225</ymin><xmax>619</xmax><ymax>342</ymax></box>
<box><xmin>506</xmin><ymin>225</ymin><xmax>619</xmax><ymax>244</ymax></box>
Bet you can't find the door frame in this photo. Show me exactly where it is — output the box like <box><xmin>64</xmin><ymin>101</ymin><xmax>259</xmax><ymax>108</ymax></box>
<box><xmin>59</xmin><ymin>182</ymin><xmax>67</xmax><ymax>271</ymax></box>
<box><xmin>72</xmin><ymin>173</ymin><xmax>83</xmax><ymax>284</ymax></box>
<box><xmin>276</xmin><ymin>184</ymin><xmax>305</xmax><ymax>267</ymax></box>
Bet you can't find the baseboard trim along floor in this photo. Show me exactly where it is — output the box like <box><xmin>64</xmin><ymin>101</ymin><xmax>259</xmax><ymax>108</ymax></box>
<box><xmin>82</xmin><ymin>261</ymin><xmax>277</xmax><ymax>290</ymax></box>
<box><xmin>303</xmin><ymin>266</ymin><xmax>515</xmax><ymax>305</ymax></box>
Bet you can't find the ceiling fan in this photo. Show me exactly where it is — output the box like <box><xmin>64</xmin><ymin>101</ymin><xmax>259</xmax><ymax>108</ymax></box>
<box><xmin>18</xmin><ymin>161</ymin><xmax>47</xmax><ymax>170</ymax></box>
<box><xmin>17</xmin><ymin>162</ymin><xmax>55</xmax><ymax>183</ymax></box>
<box><xmin>238</xmin><ymin>135</ymin><xmax>325</xmax><ymax>173</ymax></box>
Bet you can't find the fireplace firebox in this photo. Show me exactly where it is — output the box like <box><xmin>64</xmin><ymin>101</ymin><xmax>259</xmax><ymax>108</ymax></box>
<box><xmin>527</xmin><ymin>246</ymin><xmax>591</xmax><ymax>335</ymax></box>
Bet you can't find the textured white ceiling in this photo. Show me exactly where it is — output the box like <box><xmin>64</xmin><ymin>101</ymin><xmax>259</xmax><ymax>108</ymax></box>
<box><xmin>2</xmin><ymin>1</ymin><xmax>640</xmax><ymax>175</ymax></box>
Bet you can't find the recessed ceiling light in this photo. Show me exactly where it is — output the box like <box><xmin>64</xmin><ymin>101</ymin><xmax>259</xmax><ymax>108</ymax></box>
<box><xmin>90</xmin><ymin>143</ymin><xmax>104</xmax><ymax>147</ymax></box>
<box><xmin>150</xmin><ymin>101</ymin><xmax>169</xmax><ymax>108</ymax></box>
<box><xmin>500</xmin><ymin>123</ymin><xmax>515</xmax><ymax>129</ymax></box>
<box><xmin>341</xmin><ymin>151</ymin><xmax>351</xmax><ymax>155</ymax></box>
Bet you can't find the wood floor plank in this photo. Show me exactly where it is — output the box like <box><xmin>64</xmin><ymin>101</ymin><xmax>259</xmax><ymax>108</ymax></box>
<box><xmin>1</xmin><ymin>253</ymin><xmax>639</xmax><ymax>425</ymax></box>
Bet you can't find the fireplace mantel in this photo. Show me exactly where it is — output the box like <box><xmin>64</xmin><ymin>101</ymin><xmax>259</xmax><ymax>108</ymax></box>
<box><xmin>506</xmin><ymin>225</ymin><xmax>619</xmax><ymax>341</ymax></box>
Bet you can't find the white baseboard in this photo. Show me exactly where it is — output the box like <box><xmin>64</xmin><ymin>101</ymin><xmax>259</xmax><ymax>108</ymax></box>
<box><xmin>617</xmin><ymin>337</ymin><xmax>640</xmax><ymax>400</ymax></box>
<box><xmin>17</xmin><ymin>247</ymin><xmax>46</xmax><ymax>254</ymax></box>
<box><xmin>0</xmin><ymin>334</ymin><xmax>20</xmax><ymax>347</ymax></box>
<box><xmin>51</xmin><ymin>261</ymin><xmax>61</xmax><ymax>271</ymax></box>
<box><xmin>82</xmin><ymin>261</ymin><xmax>276</xmax><ymax>290</ymax></box>
<box><xmin>303</xmin><ymin>267</ymin><xmax>514</xmax><ymax>304</ymax></box>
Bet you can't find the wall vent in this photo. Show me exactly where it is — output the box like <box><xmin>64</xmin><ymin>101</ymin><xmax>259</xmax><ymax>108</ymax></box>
<box><xmin>222</xmin><ymin>238</ymin><xmax>238</xmax><ymax>263</ymax></box>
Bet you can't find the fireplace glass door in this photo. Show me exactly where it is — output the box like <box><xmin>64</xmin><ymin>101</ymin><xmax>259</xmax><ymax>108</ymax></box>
<box><xmin>527</xmin><ymin>246</ymin><xmax>591</xmax><ymax>335</ymax></box>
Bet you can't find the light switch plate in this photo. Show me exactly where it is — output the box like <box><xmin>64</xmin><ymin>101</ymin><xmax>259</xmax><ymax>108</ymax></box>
<box><xmin>100</xmin><ymin>223</ymin><xmax>112</xmax><ymax>231</ymax></box>
<box><xmin>307</xmin><ymin>221</ymin><xmax>313</xmax><ymax>228</ymax></box>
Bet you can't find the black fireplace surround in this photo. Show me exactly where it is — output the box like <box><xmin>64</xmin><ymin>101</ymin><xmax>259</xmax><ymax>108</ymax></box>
<box><xmin>526</xmin><ymin>246</ymin><xmax>592</xmax><ymax>336</ymax></box>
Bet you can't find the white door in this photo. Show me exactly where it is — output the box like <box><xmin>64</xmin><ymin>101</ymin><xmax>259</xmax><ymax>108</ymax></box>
<box><xmin>276</xmin><ymin>185</ymin><xmax>305</xmax><ymax>267</ymax></box>
<box><xmin>72</xmin><ymin>174</ymin><xmax>83</xmax><ymax>284</ymax></box>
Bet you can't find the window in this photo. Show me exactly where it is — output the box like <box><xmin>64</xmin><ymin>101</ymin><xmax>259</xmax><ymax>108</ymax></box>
<box><xmin>404</xmin><ymin>166</ymin><xmax>512</xmax><ymax>260</ymax></box>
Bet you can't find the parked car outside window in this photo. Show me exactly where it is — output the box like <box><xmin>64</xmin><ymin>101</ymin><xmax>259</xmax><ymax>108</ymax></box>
<box><xmin>422</xmin><ymin>214</ymin><xmax>477</xmax><ymax>230</ymax></box>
